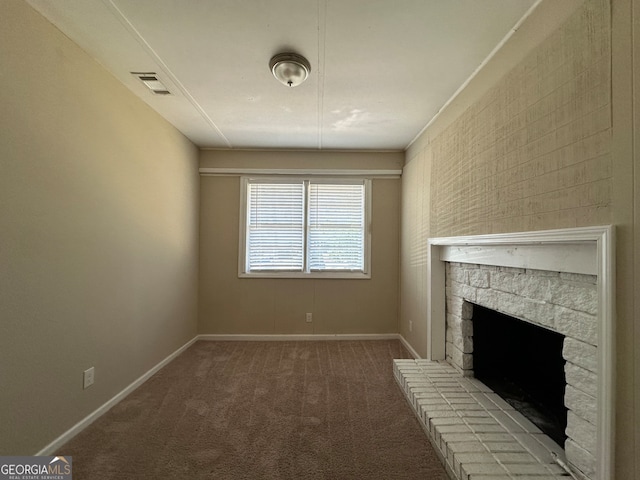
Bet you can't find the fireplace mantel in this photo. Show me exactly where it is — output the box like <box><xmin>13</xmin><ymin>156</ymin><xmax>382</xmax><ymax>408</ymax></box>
<box><xmin>426</xmin><ymin>225</ymin><xmax>615</xmax><ymax>480</ymax></box>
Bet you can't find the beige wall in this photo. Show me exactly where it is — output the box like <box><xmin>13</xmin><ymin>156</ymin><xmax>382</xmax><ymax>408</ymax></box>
<box><xmin>632</xmin><ymin>0</ymin><xmax>640</xmax><ymax>472</ymax></box>
<box><xmin>4</xmin><ymin>0</ymin><xmax>636</xmax><ymax>473</ymax></box>
<box><xmin>0</xmin><ymin>1</ymin><xmax>199</xmax><ymax>454</ymax></box>
<box><xmin>611</xmin><ymin>0</ymin><xmax>640</xmax><ymax>476</ymax></box>
<box><xmin>399</xmin><ymin>0</ymin><xmax>639</xmax><ymax>477</ymax></box>
<box><xmin>199</xmin><ymin>150</ymin><xmax>402</xmax><ymax>335</ymax></box>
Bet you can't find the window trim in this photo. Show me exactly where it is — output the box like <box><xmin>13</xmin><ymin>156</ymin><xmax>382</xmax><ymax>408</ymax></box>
<box><xmin>239</xmin><ymin>176</ymin><xmax>371</xmax><ymax>279</ymax></box>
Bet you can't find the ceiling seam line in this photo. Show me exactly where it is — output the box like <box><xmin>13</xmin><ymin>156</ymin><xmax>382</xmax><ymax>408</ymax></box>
<box><xmin>101</xmin><ymin>0</ymin><xmax>232</xmax><ymax>148</ymax></box>
<box><xmin>317</xmin><ymin>0</ymin><xmax>327</xmax><ymax>149</ymax></box>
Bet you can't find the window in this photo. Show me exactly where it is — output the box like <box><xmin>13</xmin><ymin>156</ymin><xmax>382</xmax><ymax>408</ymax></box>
<box><xmin>240</xmin><ymin>177</ymin><xmax>371</xmax><ymax>278</ymax></box>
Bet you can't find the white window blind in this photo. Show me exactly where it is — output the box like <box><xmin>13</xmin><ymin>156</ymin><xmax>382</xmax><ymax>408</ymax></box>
<box><xmin>241</xmin><ymin>177</ymin><xmax>370</xmax><ymax>278</ymax></box>
<box><xmin>246</xmin><ymin>182</ymin><xmax>304</xmax><ymax>271</ymax></box>
<box><xmin>308</xmin><ymin>183</ymin><xmax>364</xmax><ymax>271</ymax></box>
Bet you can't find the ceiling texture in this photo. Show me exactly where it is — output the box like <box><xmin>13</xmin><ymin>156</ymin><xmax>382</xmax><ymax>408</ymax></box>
<box><xmin>27</xmin><ymin>0</ymin><xmax>539</xmax><ymax>151</ymax></box>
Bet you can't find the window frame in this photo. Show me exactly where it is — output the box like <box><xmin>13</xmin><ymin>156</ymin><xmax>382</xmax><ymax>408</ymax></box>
<box><xmin>239</xmin><ymin>176</ymin><xmax>372</xmax><ymax>279</ymax></box>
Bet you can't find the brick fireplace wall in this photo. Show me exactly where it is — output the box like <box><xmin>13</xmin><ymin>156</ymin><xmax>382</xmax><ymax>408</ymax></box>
<box><xmin>401</xmin><ymin>0</ymin><xmax>612</xmax><ymax>372</ymax></box>
<box><xmin>445</xmin><ymin>262</ymin><xmax>598</xmax><ymax>477</ymax></box>
<box><xmin>400</xmin><ymin>0</ymin><xmax>639</xmax><ymax>476</ymax></box>
<box><xmin>428</xmin><ymin>0</ymin><xmax>611</xmax><ymax>237</ymax></box>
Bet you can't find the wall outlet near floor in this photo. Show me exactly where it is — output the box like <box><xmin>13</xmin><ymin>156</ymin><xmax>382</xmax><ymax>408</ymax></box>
<box><xmin>409</xmin><ymin>320</ymin><xmax>413</xmax><ymax>332</ymax></box>
<box><xmin>305</xmin><ymin>312</ymin><xmax>313</xmax><ymax>323</ymax></box>
<box><xmin>83</xmin><ymin>367</ymin><xmax>95</xmax><ymax>389</ymax></box>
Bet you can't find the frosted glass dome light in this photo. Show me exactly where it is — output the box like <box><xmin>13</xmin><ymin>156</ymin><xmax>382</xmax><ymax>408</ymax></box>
<box><xmin>269</xmin><ymin>53</ymin><xmax>311</xmax><ymax>88</ymax></box>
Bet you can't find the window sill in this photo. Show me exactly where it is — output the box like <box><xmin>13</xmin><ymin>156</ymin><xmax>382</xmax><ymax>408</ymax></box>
<box><xmin>238</xmin><ymin>271</ymin><xmax>371</xmax><ymax>280</ymax></box>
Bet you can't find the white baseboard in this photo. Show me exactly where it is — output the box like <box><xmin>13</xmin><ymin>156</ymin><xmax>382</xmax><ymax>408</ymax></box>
<box><xmin>197</xmin><ymin>333</ymin><xmax>400</xmax><ymax>341</ymax></box>
<box><xmin>36</xmin><ymin>336</ymin><xmax>198</xmax><ymax>456</ymax></box>
<box><xmin>398</xmin><ymin>335</ymin><xmax>422</xmax><ymax>359</ymax></box>
<box><xmin>36</xmin><ymin>332</ymin><xmax>412</xmax><ymax>455</ymax></box>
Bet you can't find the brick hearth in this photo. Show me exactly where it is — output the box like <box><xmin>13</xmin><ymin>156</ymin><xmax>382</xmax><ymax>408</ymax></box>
<box><xmin>394</xmin><ymin>359</ymin><xmax>574</xmax><ymax>480</ymax></box>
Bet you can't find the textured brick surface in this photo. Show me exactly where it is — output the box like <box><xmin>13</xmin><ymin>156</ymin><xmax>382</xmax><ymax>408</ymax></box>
<box><xmin>445</xmin><ymin>261</ymin><xmax>599</xmax><ymax>476</ymax></box>
<box><xmin>565</xmin><ymin>362</ymin><xmax>598</xmax><ymax>397</ymax></box>
<box><xmin>421</xmin><ymin>0</ymin><xmax>611</xmax><ymax>237</ymax></box>
<box><xmin>565</xmin><ymin>438</ymin><xmax>596</xmax><ymax>477</ymax></box>
<box><xmin>446</xmin><ymin>263</ymin><xmax>598</xmax><ymax>369</ymax></box>
<box><xmin>394</xmin><ymin>360</ymin><xmax>578</xmax><ymax>480</ymax></box>
<box><xmin>398</xmin><ymin>2</ymin><xmax>610</xmax><ymax>478</ymax></box>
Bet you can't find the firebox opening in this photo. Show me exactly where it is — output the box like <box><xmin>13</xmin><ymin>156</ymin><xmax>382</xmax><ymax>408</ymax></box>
<box><xmin>471</xmin><ymin>303</ymin><xmax>567</xmax><ymax>446</ymax></box>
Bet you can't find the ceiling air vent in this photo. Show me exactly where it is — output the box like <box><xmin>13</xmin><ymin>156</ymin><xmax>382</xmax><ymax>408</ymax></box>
<box><xmin>131</xmin><ymin>72</ymin><xmax>171</xmax><ymax>95</ymax></box>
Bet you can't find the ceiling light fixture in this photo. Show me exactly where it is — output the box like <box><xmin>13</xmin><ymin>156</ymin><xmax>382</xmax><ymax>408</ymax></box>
<box><xmin>269</xmin><ymin>53</ymin><xmax>311</xmax><ymax>88</ymax></box>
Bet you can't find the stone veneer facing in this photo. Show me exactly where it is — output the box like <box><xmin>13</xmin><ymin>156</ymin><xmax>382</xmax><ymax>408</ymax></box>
<box><xmin>445</xmin><ymin>262</ymin><xmax>598</xmax><ymax>479</ymax></box>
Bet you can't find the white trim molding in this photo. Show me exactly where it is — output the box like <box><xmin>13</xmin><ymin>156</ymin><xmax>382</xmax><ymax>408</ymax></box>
<box><xmin>36</xmin><ymin>337</ymin><xmax>198</xmax><ymax>456</ymax></box>
<box><xmin>35</xmin><ymin>333</ymin><xmax>407</xmax><ymax>455</ymax></box>
<box><xmin>238</xmin><ymin>176</ymin><xmax>372</xmax><ymax>279</ymax></box>
<box><xmin>398</xmin><ymin>335</ymin><xmax>421</xmax><ymax>360</ymax></box>
<box><xmin>197</xmin><ymin>333</ymin><xmax>400</xmax><ymax>342</ymax></box>
<box><xmin>426</xmin><ymin>225</ymin><xmax>615</xmax><ymax>480</ymax></box>
<box><xmin>199</xmin><ymin>167</ymin><xmax>401</xmax><ymax>178</ymax></box>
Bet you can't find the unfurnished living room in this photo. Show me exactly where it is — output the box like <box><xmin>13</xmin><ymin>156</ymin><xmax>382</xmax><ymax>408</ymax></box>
<box><xmin>1</xmin><ymin>0</ymin><xmax>638</xmax><ymax>479</ymax></box>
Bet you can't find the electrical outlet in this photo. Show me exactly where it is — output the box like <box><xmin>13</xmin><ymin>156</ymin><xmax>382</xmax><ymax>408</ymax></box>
<box><xmin>83</xmin><ymin>367</ymin><xmax>95</xmax><ymax>389</ymax></box>
<box><xmin>305</xmin><ymin>312</ymin><xmax>313</xmax><ymax>323</ymax></box>
<box><xmin>409</xmin><ymin>320</ymin><xmax>413</xmax><ymax>332</ymax></box>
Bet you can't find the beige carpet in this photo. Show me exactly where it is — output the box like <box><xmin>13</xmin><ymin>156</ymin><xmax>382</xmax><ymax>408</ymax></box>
<box><xmin>61</xmin><ymin>340</ymin><xmax>448</xmax><ymax>479</ymax></box>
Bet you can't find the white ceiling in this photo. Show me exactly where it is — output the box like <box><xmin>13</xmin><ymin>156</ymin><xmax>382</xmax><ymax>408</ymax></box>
<box><xmin>27</xmin><ymin>0</ymin><xmax>538</xmax><ymax>151</ymax></box>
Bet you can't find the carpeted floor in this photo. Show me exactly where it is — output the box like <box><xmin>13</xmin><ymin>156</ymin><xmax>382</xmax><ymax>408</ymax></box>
<box><xmin>61</xmin><ymin>340</ymin><xmax>448</xmax><ymax>479</ymax></box>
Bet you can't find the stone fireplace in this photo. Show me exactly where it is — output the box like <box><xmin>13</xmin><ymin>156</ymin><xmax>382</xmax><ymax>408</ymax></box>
<box><xmin>394</xmin><ymin>226</ymin><xmax>614</xmax><ymax>480</ymax></box>
<box><xmin>446</xmin><ymin>262</ymin><xmax>597</xmax><ymax>474</ymax></box>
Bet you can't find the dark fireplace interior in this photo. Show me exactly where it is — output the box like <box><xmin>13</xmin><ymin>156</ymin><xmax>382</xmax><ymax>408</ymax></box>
<box><xmin>472</xmin><ymin>304</ymin><xmax>567</xmax><ymax>446</ymax></box>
